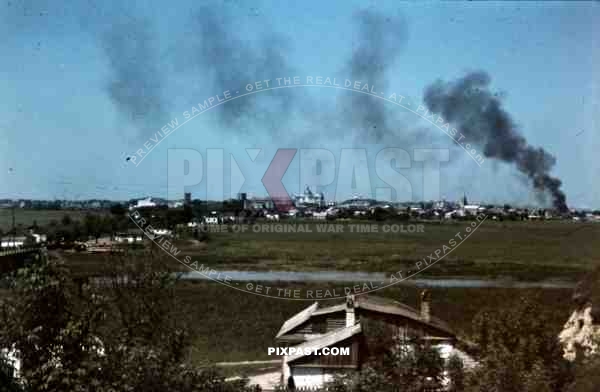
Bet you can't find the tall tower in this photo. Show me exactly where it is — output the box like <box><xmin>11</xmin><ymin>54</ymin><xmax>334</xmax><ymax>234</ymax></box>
<box><xmin>463</xmin><ymin>192</ymin><xmax>468</xmax><ymax>207</ymax></box>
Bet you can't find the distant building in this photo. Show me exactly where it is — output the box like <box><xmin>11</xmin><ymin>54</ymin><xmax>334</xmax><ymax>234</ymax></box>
<box><xmin>249</xmin><ymin>198</ymin><xmax>275</xmax><ymax>211</ymax></box>
<box><xmin>168</xmin><ymin>200</ymin><xmax>184</xmax><ymax>208</ymax></box>
<box><xmin>129</xmin><ymin>197</ymin><xmax>157</xmax><ymax>210</ymax></box>
<box><xmin>30</xmin><ymin>233</ymin><xmax>47</xmax><ymax>244</ymax></box>
<box><xmin>151</xmin><ymin>228</ymin><xmax>173</xmax><ymax>238</ymax></box>
<box><xmin>0</xmin><ymin>231</ymin><xmax>45</xmax><ymax>248</ymax></box>
<box><xmin>293</xmin><ymin>186</ymin><xmax>324</xmax><ymax>208</ymax></box>
<box><xmin>463</xmin><ymin>205</ymin><xmax>483</xmax><ymax>215</ymax></box>
<box><xmin>203</xmin><ymin>216</ymin><xmax>220</xmax><ymax>224</ymax></box>
<box><xmin>337</xmin><ymin>198</ymin><xmax>376</xmax><ymax>210</ymax></box>
<box><xmin>0</xmin><ymin>236</ymin><xmax>27</xmax><ymax>248</ymax></box>
<box><xmin>184</xmin><ymin>192</ymin><xmax>192</xmax><ymax>206</ymax></box>
<box><xmin>239</xmin><ymin>193</ymin><xmax>248</xmax><ymax>210</ymax></box>
<box><xmin>114</xmin><ymin>229</ymin><xmax>144</xmax><ymax>243</ymax></box>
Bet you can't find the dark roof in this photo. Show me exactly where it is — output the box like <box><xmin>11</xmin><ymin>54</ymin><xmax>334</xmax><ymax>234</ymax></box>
<box><xmin>354</xmin><ymin>295</ymin><xmax>455</xmax><ymax>337</ymax></box>
<box><xmin>276</xmin><ymin>302</ymin><xmax>319</xmax><ymax>338</ymax></box>
<box><xmin>276</xmin><ymin>294</ymin><xmax>455</xmax><ymax>340</ymax></box>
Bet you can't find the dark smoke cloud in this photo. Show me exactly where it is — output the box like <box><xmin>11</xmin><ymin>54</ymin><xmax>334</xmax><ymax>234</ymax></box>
<box><xmin>339</xmin><ymin>9</ymin><xmax>408</xmax><ymax>143</ymax></box>
<box><xmin>101</xmin><ymin>16</ymin><xmax>169</xmax><ymax>141</ymax></box>
<box><xmin>423</xmin><ymin>71</ymin><xmax>568</xmax><ymax>211</ymax></box>
<box><xmin>179</xmin><ymin>6</ymin><xmax>298</xmax><ymax>136</ymax></box>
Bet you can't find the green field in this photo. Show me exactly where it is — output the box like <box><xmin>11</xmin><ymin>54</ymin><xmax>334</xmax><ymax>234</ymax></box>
<box><xmin>158</xmin><ymin>220</ymin><xmax>599</xmax><ymax>280</ymax></box>
<box><xmin>54</xmin><ymin>219</ymin><xmax>600</xmax><ymax>281</ymax></box>
<box><xmin>0</xmin><ymin>209</ymin><xmax>108</xmax><ymax>231</ymax></box>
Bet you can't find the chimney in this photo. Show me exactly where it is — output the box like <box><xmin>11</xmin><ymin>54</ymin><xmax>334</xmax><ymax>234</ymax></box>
<box><xmin>420</xmin><ymin>290</ymin><xmax>431</xmax><ymax>323</ymax></box>
<box><xmin>346</xmin><ymin>295</ymin><xmax>356</xmax><ymax>327</ymax></box>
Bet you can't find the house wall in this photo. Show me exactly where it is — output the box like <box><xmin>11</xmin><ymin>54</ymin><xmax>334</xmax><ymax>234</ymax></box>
<box><xmin>290</xmin><ymin>367</ymin><xmax>352</xmax><ymax>389</ymax></box>
<box><xmin>291</xmin><ymin>367</ymin><xmax>332</xmax><ymax>389</ymax></box>
<box><xmin>291</xmin><ymin>338</ymin><xmax>360</xmax><ymax>368</ymax></box>
<box><xmin>0</xmin><ymin>240</ymin><xmax>25</xmax><ymax>248</ymax></box>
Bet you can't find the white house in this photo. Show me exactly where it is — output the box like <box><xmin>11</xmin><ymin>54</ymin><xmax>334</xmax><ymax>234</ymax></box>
<box><xmin>203</xmin><ymin>216</ymin><xmax>220</xmax><ymax>225</ymax></box>
<box><xmin>128</xmin><ymin>197</ymin><xmax>157</xmax><ymax>210</ymax></box>
<box><xmin>151</xmin><ymin>228</ymin><xmax>172</xmax><ymax>238</ymax></box>
<box><xmin>30</xmin><ymin>233</ymin><xmax>47</xmax><ymax>244</ymax></box>
<box><xmin>114</xmin><ymin>232</ymin><xmax>144</xmax><ymax>243</ymax></box>
<box><xmin>275</xmin><ymin>293</ymin><xmax>478</xmax><ymax>390</ymax></box>
<box><xmin>0</xmin><ymin>236</ymin><xmax>27</xmax><ymax>248</ymax></box>
<box><xmin>311</xmin><ymin>211</ymin><xmax>328</xmax><ymax>220</ymax></box>
<box><xmin>293</xmin><ymin>186</ymin><xmax>325</xmax><ymax>208</ymax></box>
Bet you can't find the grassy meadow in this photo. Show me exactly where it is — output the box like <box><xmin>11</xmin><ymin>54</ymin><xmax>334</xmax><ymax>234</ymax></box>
<box><xmin>162</xmin><ymin>220</ymin><xmax>599</xmax><ymax>280</ymax></box>
<box><xmin>0</xmin><ymin>208</ymin><xmax>108</xmax><ymax>231</ymax></box>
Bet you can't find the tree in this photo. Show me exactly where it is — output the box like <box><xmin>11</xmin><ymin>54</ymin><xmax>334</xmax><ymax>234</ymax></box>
<box><xmin>446</xmin><ymin>354</ymin><xmax>465</xmax><ymax>392</ymax></box>
<box><xmin>84</xmin><ymin>213</ymin><xmax>99</xmax><ymax>241</ymax></box>
<box><xmin>61</xmin><ymin>214</ymin><xmax>72</xmax><ymax>226</ymax></box>
<box><xmin>183</xmin><ymin>205</ymin><xmax>194</xmax><ymax>223</ymax></box>
<box><xmin>466</xmin><ymin>297</ymin><xmax>573</xmax><ymax>392</ymax></box>
<box><xmin>286</xmin><ymin>375</ymin><xmax>296</xmax><ymax>390</ymax></box>
<box><xmin>0</xmin><ymin>249</ymin><xmax>260</xmax><ymax>391</ymax></box>
<box><xmin>566</xmin><ymin>353</ymin><xmax>600</xmax><ymax>392</ymax></box>
<box><xmin>30</xmin><ymin>220</ymin><xmax>39</xmax><ymax>232</ymax></box>
<box><xmin>109</xmin><ymin>204</ymin><xmax>126</xmax><ymax>216</ymax></box>
<box><xmin>325</xmin><ymin>318</ymin><xmax>446</xmax><ymax>392</ymax></box>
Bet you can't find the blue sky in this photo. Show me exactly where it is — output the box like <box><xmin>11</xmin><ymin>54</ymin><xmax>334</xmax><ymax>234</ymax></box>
<box><xmin>1</xmin><ymin>0</ymin><xmax>598</xmax><ymax>208</ymax></box>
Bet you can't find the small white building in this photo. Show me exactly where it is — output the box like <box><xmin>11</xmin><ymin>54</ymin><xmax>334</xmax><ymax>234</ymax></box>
<box><xmin>0</xmin><ymin>236</ymin><xmax>27</xmax><ymax>248</ymax></box>
<box><xmin>151</xmin><ymin>228</ymin><xmax>172</xmax><ymax>238</ymax></box>
<box><xmin>203</xmin><ymin>216</ymin><xmax>220</xmax><ymax>225</ymax></box>
<box><xmin>293</xmin><ymin>186</ymin><xmax>325</xmax><ymax>208</ymax></box>
<box><xmin>128</xmin><ymin>197</ymin><xmax>157</xmax><ymax>210</ymax></box>
<box><xmin>31</xmin><ymin>233</ymin><xmax>47</xmax><ymax>244</ymax></box>
<box><xmin>311</xmin><ymin>211</ymin><xmax>328</xmax><ymax>220</ymax></box>
<box><xmin>114</xmin><ymin>232</ymin><xmax>144</xmax><ymax>243</ymax></box>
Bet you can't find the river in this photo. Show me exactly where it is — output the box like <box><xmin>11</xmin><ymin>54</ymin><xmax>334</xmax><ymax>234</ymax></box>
<box><xmin>180</xmin><ymin>270</ymin><xmax>575</xmax><ymax>289</ymax></box>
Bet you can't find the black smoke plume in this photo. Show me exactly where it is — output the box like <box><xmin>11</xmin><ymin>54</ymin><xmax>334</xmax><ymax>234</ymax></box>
<box><xmin>423</xmin><ymin>71</ymin><xmax>568</xmax><ymax>212</ymax></box>
<box><xmin>179</xmin><ymin>6</ymin><xmax>297</xmax><ymax>135</ymax></box>
<box><xmin>342</xmin><ymin>9</ymin><xmax>408</xmax><ymax>143</ymax></box>
<box><xmin>101</xmin><ymin>15</ymin><xmax>169</xmax><ymax>141</ymax></box>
